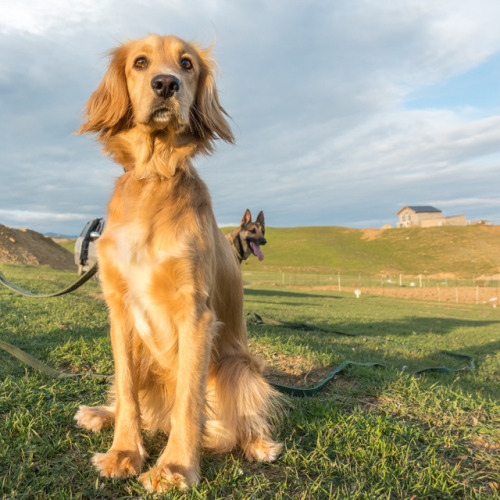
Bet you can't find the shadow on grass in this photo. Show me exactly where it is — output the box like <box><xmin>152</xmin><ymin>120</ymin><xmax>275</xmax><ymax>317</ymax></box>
<box><xmin>244</xmin><ymin>288</ymin><xmax>342</xmax><ymax>300</ymax></box>
<box><xmin>336</xmin><ymin>315</ymin><xmax>500</xmax><ymax>337</ymax></box>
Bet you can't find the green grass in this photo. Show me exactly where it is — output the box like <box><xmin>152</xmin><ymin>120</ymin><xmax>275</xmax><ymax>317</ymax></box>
<box><xmin>221</xmin><ymin>225</ymin><xmax>500</xmax><ymax>277</ymax></box>
<box><xmin>1</xmin><ymin>264</ymin><xmax>499</xmax><ymax>498</ymax></box>
<box><xmin>59</xmin><ymin>226</ymin><xmax>500</xmax><ymax>276</ymax></box>
<box><xmin>55</xmin><ymin>239</ymin><xmax>76</xmax><ymax>254</ymax></box>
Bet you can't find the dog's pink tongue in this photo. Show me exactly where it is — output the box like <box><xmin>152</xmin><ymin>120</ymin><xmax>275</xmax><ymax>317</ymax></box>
<box><xmin>250</xmin><ymin>242</ymin><xmax>264</xmax><ymax>261</ymax></box>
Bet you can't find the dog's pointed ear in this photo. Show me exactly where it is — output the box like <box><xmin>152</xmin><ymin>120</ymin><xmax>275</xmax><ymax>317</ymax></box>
<box><xmin>191</xmin><ymin>46</ymin><xmax>235</xmax><ymax>150</ymax></box>
<box><xmin>241</xmin><ymin>209</ymin><xmax>252</xmax><ymax>226</ymax></box>
<box><xmin>78</xmin><ymin>45</ymin><xmax>131</xmax><ymax>139</ymax></box>
<box><xmin>256</xmin><ymin>211</ymin><xmax>265</xmax><ymax>226</ymax></box>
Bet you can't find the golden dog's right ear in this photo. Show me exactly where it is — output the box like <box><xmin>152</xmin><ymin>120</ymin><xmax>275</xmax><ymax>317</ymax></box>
<box><xmin>190</xmin><ymin>44</ymin><xmax>235</xmax><ymax>152</ymax></box>
<box><xmin>78</xmin><ymin>46</ymin><xmax>132</xmax><ymax>139</ymax></box>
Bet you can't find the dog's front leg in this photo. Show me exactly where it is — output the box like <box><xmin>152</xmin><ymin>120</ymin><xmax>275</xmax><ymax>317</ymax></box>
<box><xmin>92</xmin><ymin>294</ymin><xmax>147</xmax><ymax>478</ymax></box>
<box><xmin>139</xmin><ymin>308</ymin><xmax>215</xmax><ymax>492</ymax></box>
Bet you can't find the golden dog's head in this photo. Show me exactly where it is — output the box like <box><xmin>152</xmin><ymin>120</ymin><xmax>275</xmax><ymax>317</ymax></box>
<box><xmin>79</xmin><ymin>35</ymin><xmax>234</xmax><ymax>168</ymax></box>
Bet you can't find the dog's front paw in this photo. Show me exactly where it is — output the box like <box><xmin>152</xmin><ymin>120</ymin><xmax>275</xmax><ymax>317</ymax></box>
<box><xmin>139</xmin><ymin>464</ymin><xmax>198</xmax><ymax>492</ymax></box>
<box><xmin>92</xmin><ymin>449</ymin><xmax>145</xmax><ymax>479</ymax></box>
<box><xmin>74</xmin><ymin>405</ymin><xmax>115</xmax><ymax>432</ymax></box>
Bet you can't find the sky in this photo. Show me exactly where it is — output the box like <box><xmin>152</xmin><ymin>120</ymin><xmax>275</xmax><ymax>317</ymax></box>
<box><xmin>1</xmin><ymin>0</ymin><xmax>500</xmax><ymax>235</ymax></box>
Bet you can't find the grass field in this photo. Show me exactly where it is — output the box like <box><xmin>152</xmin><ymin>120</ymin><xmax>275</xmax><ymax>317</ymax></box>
<box><xmin>221</xmin><ymin>225</ymin><xmax>500</xmax><ymax>278</ymax></box>
<box><xmin>1</xmin><ymin>264</ymin><xmax>499</xmax><ymax>498</ymax></box>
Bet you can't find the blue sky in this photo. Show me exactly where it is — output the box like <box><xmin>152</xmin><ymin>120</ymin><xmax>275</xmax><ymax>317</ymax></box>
<box><xmin>407</xmin><ymin>52</ymin><xmax>500</xmax><ymax>114</ymax></box>
<box><xmin>1</xmin><ymin>0</ymin><xmax>500</xmax><ymax>235</ymax></box>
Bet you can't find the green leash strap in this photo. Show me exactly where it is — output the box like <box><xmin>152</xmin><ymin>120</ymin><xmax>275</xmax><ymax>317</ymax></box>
<box><xmin>270</xmin><ymin>353</ymin><xmax>475</xmax><ymax>397</ymax></box>
<box><xmin>0</xmin><ymin>339</ymin><xmax>111</xmax><ymax>381</ymax></box>
<box><xmin>251</xmin><ymin>313</ymin><xmax>476</xmax><ymax>397</ymax></box>
<box><xmin>413</xmin><ymin>351</ymin><xmax>475</xmax><ymax>375</ymax></box>
<box><xmin>251</xmin><ymin>313</ymin><xmax>357</xmax><ymax>337</ymax></box>
<box><xmin>0</xmin><ymin>263</ymin><xmax>98</xmax><ymax>298</ymax></box>
<box><xmin>0</xmin><ymin>263</ymin><xmax>108</xmax><ymax>380</ymax></box>
<box><xmin>271</xmin><ymin>361</ymin><xmax>386</xmax><ymax>397</ymax></box>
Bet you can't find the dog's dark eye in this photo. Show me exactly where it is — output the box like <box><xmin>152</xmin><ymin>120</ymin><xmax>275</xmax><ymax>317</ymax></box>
<box><xmin>250</xmin><ymin>229</ymin><xmax>257</xmax><ymax>234</ymax></box>
<box><xmin>134</xmin><ymin>57</ymin><xmax>148</xmax><ymax>69</ymax></box>
<box><xmin>180</xmin><ymin>58</ymin><xmax>193</xmax><ymax>70</ymax></box>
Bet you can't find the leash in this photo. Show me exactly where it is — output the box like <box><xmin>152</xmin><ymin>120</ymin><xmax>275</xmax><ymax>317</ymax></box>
<box><xmin>0</xmin><ymin>262</ymin><xmax>106</xmax><ymax>379</ymax></box>
<box><xmin>0</xmin><ymin>262</ymin><xmax>110</xmax><ymax>380</ymax></box>
<box><xmin>0</xmin><ymin>261</ymin><xmax>101</xmax><ymax>373</ymax></box>
<box><xmin>249</xmin><ymin>314</ymin><xmax>475</xmax><ymax>397</ymax></box>
<box><xmin>0</xmin><ymin>338</ymin><xmax>111</xmax><ymax>380</ymax></box>
<box><xmin>0</xmin><ymin>295</ymin><xmax>475</xmax><ymax>390</ymax></box>
<box><xmin>0</xmin><ymin>263</ymin><xmax>98</xmax><ymax>298</ymax></box>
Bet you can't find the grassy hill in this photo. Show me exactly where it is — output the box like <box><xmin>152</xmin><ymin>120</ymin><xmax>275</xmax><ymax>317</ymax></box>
<box><xmin>52</xmin><ymin>238</ymin><xmax>77</xmax><ymax>254</ymax></box>
<box><xmin>56</xmin><ymin>225</ymin><xmax>500</xmax><ymax>278</ymax></box>
<box><xmin>222</xmin><ymin>225</ymin><xmax>500</xmax><ymax>277</ymax></box>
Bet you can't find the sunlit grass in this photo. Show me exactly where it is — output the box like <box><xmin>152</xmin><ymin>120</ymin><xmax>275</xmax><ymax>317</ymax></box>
<box><xmin>1</xmin><ymin>264</ymin><xmax>499</xmax><ymax>498</ymax></box>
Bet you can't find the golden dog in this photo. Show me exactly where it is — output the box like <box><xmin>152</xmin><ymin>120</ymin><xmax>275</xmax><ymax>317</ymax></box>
<box><xmin>74</xmin><ymin>35</ymin><xmax>282</xmax><ymax>492</ymax></box>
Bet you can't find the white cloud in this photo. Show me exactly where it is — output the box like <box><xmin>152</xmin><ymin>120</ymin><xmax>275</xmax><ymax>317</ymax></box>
<box><xmin>0</xmin><ymin>209</ymin><xmax>92</xmax><ymax>222</ymax></box>
<box><xmin>1</xmin><ymin>0</ymin><xmax>500</xmax><ymax>233</ymax></box>
<box><xmin>431</xmin><ymin>198</ymin><xmax>500</xmax><ymax>208</ymax></box>
<box><xmin>0</xmin><ymin>1</ymin><xmax>109</xmax><ymax>36</ymax></box>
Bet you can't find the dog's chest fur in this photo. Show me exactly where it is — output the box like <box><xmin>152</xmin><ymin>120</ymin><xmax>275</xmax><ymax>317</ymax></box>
<box><xmin>98</xmin><ymin>174</ymin><xmax>205</xmax><ymax>345</ymax></box>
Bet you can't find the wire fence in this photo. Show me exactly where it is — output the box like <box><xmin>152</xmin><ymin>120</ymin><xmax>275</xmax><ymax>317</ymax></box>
<box><xmin>242</xmin><ymin>270</ymin><xmax>500</xmax><ymax>305</ymax></box>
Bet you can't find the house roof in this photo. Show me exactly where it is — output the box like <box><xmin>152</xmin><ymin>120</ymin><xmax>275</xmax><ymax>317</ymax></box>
<box><xmin>397</xmin><ymin>205</ymin><xmax>441</xmax><ymax>215</ymax></box>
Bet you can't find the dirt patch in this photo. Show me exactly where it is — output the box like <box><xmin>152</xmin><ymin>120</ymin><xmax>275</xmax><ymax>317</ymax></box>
<box><xmin>361</xmin><ymin>228</ymin><xmax>383</xmax><ymax>241</ymax></box>
<box><xmin>0</xmin><ymin>224</ymin><xmax>76</xmax><ymax>271</ymax></box>
<box><xmin>476</xmin><ymin>273</ymin><xmax>500</xmax><ymax>281</ymax></box>
<box><xmin>291</xmin><ymin>284</ymin><xmax>500</xmax><ymax>305</ymax></box>
<box><xmin>361</xmin><ymin>226</ymin><xmax>391</xmax><ymax>241</ymax></box>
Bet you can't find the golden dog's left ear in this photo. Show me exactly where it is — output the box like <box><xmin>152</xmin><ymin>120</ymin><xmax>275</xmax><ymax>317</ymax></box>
<box><xmin>78</xmin><ymin>45</ymin><xmax>132</xmax><ymax>140</ymax></box>
<box><xmin>191</xmin><ymin>47</ymin><xmax>235</xmax><ymax>150</ymax></box>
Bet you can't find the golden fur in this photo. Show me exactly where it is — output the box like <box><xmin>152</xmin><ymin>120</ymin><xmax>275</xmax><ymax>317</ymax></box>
<box><xmin>74</xmin><ymin>35</ymin><xmax>282</xmax><ymax>492</ymax></box>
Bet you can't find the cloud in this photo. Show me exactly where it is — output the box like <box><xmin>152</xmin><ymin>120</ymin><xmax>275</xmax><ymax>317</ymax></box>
<box><xmin>1</xmin><ymin>0</ymin><xmax>500</xmax><ymax>234</ymax></box>
<box><xmin>0</xmin><ymin>209</ymin><xmax>92</xmax><ymax>222</ymax></box>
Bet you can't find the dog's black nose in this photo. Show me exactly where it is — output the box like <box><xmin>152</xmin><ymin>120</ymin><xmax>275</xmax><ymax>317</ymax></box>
<box><xmin>151</xmin><ymin>74</ymin><xmax>180</xmax><ymax>99</ymax></box>
<box><xmin>259</xmin><ymin>238</ymin><xmax>267</xmax><ymax>246</ymax></box>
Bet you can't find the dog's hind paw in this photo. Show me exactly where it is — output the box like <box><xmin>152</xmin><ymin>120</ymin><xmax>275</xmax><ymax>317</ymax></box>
<box><xmin>74</xmin><ymin>405</ymin><xmax>115</xmax><ymax>432</ymax></box>
<box><xmin>243</xmin><ymin>437</ymin><xmax>283</xmax><ymax>462</ymax></box>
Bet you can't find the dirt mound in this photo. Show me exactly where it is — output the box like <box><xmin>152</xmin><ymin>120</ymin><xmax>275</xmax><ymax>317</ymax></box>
<box><xmin>0</xmin><ymin>224</ymin><xmax>76</xmax><ymax>271</ymax></box>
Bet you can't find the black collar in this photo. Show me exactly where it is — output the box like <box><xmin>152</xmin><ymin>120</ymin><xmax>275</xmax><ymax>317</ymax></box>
<box><xmin>232</xmin><ymin>233</ymin><xmax>245</xmax><ymax>262</ymax></box>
